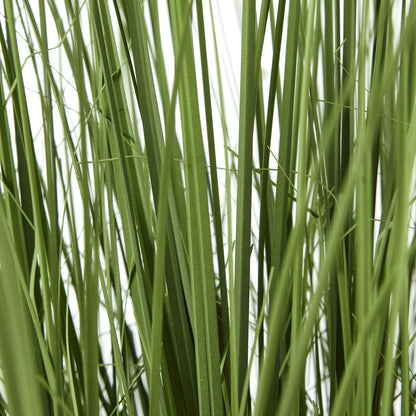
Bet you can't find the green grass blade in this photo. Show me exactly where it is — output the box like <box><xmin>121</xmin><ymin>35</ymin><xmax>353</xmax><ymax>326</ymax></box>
<box><xmin>233</xmin><ymin>0</ymin><xmax>257</xmax><ymax>410</ymax></box>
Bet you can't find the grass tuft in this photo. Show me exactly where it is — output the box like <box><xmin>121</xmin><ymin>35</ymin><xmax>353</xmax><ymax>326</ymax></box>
<box><xmin>0</xmin><ymin>1</ymin><xmax>416</xmax><ymax>415</ymax></box>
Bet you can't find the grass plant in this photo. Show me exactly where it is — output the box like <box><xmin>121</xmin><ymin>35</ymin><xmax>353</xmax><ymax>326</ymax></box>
<box><xmin>1</xmin><ymin>0</ymin><xmax>416</xmax><ymax>414</ymax></box>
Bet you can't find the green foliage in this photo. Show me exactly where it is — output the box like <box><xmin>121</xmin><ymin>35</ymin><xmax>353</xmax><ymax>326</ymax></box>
<box><xmin>0</xmin><ymin>0</ymin><xmax>416</xmax><ymax>414</ymax></box>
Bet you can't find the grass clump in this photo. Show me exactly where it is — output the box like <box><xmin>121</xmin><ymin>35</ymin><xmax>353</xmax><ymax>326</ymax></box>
<box><xmin>0</xmin><ymin>0</ymin><xmax>416</xmax><ymax>414</ymax></box>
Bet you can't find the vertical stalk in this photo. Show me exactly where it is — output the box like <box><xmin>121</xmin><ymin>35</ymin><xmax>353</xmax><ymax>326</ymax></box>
<box><xmin>233</xmin><ymin>0</ymin><xmax>256</xmax><ymax>411</ymax></box>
